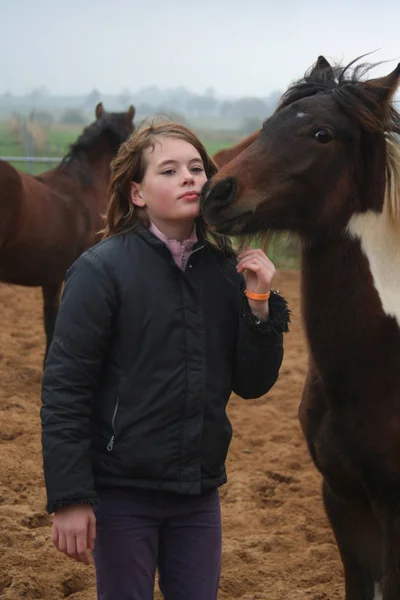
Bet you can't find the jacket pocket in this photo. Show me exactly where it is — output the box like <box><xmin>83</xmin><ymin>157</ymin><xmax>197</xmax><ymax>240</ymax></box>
<box><xmin>106</xmin><ymin>398</ymin><xmax>120</xmax><ymax>452</ymax></box>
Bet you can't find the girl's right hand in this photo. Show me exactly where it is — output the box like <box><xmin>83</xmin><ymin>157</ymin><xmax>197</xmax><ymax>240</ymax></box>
<box><xmin>52</xmin><ymin>504</ymin><xmax>96</xmax><ymax>565</ymax></box>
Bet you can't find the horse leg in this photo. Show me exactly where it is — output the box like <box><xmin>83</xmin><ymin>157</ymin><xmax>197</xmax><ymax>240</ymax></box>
<box><xmin>322</xmin><ymin>480</ymin><xmax>382</xmax><ymax>600</ymax></box>
<box><xmin>380</xmin><ymin>505</ymin><xmax>400</xmax><ymax>600</ymax></box>
<box><xmin>42</xmin><ymin>283</ymin><xmax>63</xmax><ymax>361</ymax></box>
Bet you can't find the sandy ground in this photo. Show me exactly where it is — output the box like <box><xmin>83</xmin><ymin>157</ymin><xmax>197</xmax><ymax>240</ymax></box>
<box><xmin>0</xmin><ymin>270</ymin><xmax>344</xmax><ymax>599</ymax></box>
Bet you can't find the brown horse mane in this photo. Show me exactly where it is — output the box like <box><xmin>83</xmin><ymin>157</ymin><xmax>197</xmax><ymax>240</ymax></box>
<box><xmin>58</xmin><ymin>114</ymin><xmax>128</xmax><ymax>185</ymax></box>
<box><xmin>278</xmin><ymin>59</ymin><xmax>400</xmax><ymax>136</ymax></box>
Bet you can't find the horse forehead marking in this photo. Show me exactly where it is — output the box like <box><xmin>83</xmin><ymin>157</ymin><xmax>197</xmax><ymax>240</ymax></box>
<box><xmin>296</xmin><ymin>112</ymin><xmax>308</xmax><ymax>118</ymax></box>
<box><xmin>347</xmin><ymin>211</ymin><xmax>400</xmax><ymax>327</ymax></box>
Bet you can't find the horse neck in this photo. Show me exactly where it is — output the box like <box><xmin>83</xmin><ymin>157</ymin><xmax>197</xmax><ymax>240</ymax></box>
<box><xmin>82</xmin><ymin>138</ymin><xmax>116</xmax><ymax>185</ymax></box>
<box><xmin>300</xmin><ymin>227</ymin><xmax>400</xmax><ymax>396</ymax></box>
<box><xmin>301</xmin><ymin>235</ymin><xmax>378</xmax><ymax>339</ymax></box>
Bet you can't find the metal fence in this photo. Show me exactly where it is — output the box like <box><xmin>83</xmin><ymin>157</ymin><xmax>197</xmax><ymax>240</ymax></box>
<box><xmin>0</xmin><ymin>153</ymin><xmax>62</xmax><ymax>175</ymax></box>
<box><xmin>0</xmin><ymin>116</ymin><xmax>64</xmax><ymax>174</ymax></box>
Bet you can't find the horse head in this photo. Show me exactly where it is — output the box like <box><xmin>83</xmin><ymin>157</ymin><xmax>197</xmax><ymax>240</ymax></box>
<box><xmin>93</xmin><ymin>101</ymin><xmax>135</xmax><ymax>152</ymax></box>
<box><xmin>202</xmin><ymin>57</ymin><xmax>400</xmax><ymax>240</ymax></box>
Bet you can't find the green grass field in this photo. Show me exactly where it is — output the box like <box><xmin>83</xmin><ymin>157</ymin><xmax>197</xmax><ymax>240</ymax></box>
<box><xmin>0</xmin><ymin>121</ymin><xmax>27</xmax><ymax>156</ymax></box>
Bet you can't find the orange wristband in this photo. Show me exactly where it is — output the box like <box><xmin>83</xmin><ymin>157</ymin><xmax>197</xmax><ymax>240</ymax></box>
<box><xmin>245</xmin><ymin>290</ymin><xmax>271</xmax><ymax>301</ymax></box>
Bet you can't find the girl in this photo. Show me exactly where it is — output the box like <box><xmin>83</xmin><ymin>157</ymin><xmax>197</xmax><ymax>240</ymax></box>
<box><xmin>41</xmin><ymin>120</ymin><xmax>289</xmax><ymax>600</ymax></box>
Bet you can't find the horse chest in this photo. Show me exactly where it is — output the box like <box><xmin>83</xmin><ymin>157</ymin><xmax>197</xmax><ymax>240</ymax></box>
<box><xmin>347</xmin><ymin>209</ymin><xmax>400</xmax><ymax>329</ymax></box>
<box><xmin>301</xmin><ymin>380</ymin><xmax>400</xmax><ymax>501</ymax></box>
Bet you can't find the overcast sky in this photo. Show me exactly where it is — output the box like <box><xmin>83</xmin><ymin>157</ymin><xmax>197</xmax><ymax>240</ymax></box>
<box><xmin>2</xmin><ymin>0</ymin><xmax>399</xmax><ymax>98</ymax></box>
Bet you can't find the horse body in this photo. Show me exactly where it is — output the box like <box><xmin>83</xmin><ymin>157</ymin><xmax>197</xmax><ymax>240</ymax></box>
<box><xmin>0</xmin><ymin>163</ymin><xmax>88</xmax><ymax>285</ymax></box>
<box><xmin>300</xmin><ymin>233</ymin><xmax>400</xmax><ymax>597</ymax></box>
<box><xmin>213</xmin><ymin>130</ymin><xmax>260</xmax><ymax>167</ymax></box>
<box><xmin>0</xmin><ymin>103</ymin><xmax>135</xmax><ymax>355</ymax></box>
<box><xmin>202</xmin><ymin>57</ymin><xmax>400</xmax><ymax>599</ymax></box>
<box><xmin>300</xmin><ymin>234</ymin><xmax>400</xmax><ymax>483</ymax></box>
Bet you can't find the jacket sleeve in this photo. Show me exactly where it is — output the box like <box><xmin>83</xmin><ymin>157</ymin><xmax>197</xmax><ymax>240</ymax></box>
<box><xmin>232</xmin><ymin>283</ymin><xmax>290</xmax><ymax>400</ymax></box>
<box><xmin>41</xmin><ymin>249</ymin><xmax>118</xmax><ymax>514</ymax></box>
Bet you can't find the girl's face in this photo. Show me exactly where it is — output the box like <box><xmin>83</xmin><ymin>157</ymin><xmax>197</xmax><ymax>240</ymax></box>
<box><xmin>130</xmin><ymin>137</ymin><xmax>208</xmax><ymax>233</ymax></box>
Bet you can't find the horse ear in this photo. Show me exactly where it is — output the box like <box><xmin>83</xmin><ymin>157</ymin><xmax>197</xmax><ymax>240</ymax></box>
<box><xmin>362</xmin><ymin>64</ymin><xmax>400</xmax><ymax>105</ymax></box>
<box><xmin>309</xmin><ymin>55</ymin><xmax>335</xmax><ymax>80</ymax></box>
<box><xmin>95</xmin><ymin>102</ymin><xmax>104</xmax><ymax>119</ymax></box>
<box><xmin>127</xmin><ymin>104</ymin><xmax>135</xmax><ymax>122</ymax></box>
<box><xmin>316</xmin><ymin>56</ymin><xmax>332</xmax><ymax>71</ymax></box>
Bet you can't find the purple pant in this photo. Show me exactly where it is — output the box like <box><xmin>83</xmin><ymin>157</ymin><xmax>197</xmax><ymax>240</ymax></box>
<box><xmin>93</xmin><ymin>487</ymin><xmax>222</xmax><ymax>600</ymax></box>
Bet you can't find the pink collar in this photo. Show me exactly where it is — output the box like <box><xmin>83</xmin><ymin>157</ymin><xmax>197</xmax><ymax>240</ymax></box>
<box><xmin>149</xmin><ymin>221</ymin><xmax>198</xmax><ymax>270</ymax></box>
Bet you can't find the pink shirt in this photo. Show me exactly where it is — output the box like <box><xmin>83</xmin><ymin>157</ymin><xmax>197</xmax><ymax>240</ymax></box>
<box><xmin>149</xmin><ymin>221</ymin><xmax>198</xmax><ymax>271</ymax></box>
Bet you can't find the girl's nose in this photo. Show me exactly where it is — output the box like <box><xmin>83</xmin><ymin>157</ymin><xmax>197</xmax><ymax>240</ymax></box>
<box><xmin>182</xmin><ymin>168</ymin><xmax>194</xmax><ymax>184</ymax></box>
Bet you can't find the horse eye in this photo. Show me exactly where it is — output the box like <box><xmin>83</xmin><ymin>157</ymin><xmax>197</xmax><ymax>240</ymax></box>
<box><xmin>315</xmin><ymin>128</ymin><xmax>334</xmax><ymax>144</ymax></box>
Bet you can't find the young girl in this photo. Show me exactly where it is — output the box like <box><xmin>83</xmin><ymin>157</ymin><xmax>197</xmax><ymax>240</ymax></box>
<box><xmin>41</xmin><ymin>120</ymin><xmax>289</xmax><ymax>600</ymax></box>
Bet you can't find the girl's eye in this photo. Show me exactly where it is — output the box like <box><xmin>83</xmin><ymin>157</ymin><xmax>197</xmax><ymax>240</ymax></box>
<box><xmin>161</xmin><ymin>169</ymin><xmax>175</xmax><ymax>175</ymax></box>
<box><xmin>191</xmin><ymin>167</ymin><xmax>204</xmax><ymax>173</ymax></box>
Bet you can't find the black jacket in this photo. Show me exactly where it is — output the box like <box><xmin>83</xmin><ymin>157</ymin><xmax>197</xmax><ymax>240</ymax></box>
<box><xmin>41</xmin><ymin>226</ymin><xmax>289</xmax><ymax>513</ymax></box>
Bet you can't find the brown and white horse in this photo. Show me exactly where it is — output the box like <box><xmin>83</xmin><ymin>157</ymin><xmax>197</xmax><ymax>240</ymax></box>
<box><xmin>202</xmin><ymin>56</ymin><xmax>400</xmax><ymax>600</ymax></box>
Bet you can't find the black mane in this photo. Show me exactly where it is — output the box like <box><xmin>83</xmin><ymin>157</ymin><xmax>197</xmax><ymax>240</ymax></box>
<box><xmin>58</xmin><ymin>112</ymin><xmax>131</xmax><ymax>184</ymax></box>
<box><xmin>278</xmin><ymin>60</ymin><xmax>400</xmax><ymax>135</ymax></box>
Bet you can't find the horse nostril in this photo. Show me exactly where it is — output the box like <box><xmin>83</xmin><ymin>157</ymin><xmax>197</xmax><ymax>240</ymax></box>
<box><xmin>212</xmin><ymin>177</ymin><xmax>237</xmax><ymax>208</ymax></box>
<box><xmin>223</xmin><ymin>179</ymin><xmax>232</xmax><ymax>194</ymax></box>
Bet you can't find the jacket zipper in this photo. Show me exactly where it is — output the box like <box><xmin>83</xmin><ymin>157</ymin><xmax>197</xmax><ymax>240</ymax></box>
<box><xmin>184</xmin><ymin>244</ymin><xmax>204</xmax><ymax>271</ymax></box>
<box><xmin>106</xmin><ymin>398</ymin><xmax>120</xmax><ymax>452</ymax></box>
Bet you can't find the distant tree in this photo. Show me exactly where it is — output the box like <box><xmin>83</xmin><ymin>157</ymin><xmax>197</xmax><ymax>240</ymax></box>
<box><xmin>60</xmin><ymin>108</ymin><xmax>86</xmax><ymax>125</ymax></box>
<box><xmin>29</xmin><ymin>86</ymin><xmax>49</xmax><ymax>99</ymax></box>
<box><xmin>85</xmin><ymin>89</ymin><xmax>101</xmax><ymax>108</ymax></box>
<box><xmin>155</xmin><ymin>108</ymin><xmax>188</xmax><ymax>125</ymax></box>
<box><xmin>119</xmin><ymin>88</ymin><xmax>132</xmax><ymax>108</ymax></box>
<box><xmin>219</xmin><ymin>100</ymin><xmax>233</xmax><ymax>118</ymax></box>
<box><xmin>186</xmin><ymin>94</ymin><xmax>217</xmax><ymax>117</ymax></box>
<box><xmin>136</xmin><ymin>103</ymin><xmax>156</xmax><ymax>119</ymax></box>
<box><xmin>264</xmin><ymin>90</ymin><xmax>282</xmax><ymax>113</ymax></box>
<box><xmin>230</xmin><ymin>97</ymin><xmax>268</xmax><ymax>119</ymax></box>
<box><xmin>204</xmin><ymin>87</ymin><xmax>216</xmax><ymax>98</ymax></box>
<box><xmin>29</xmin><ymin>109</ymin><xmax>54</xmax><ymax>126</ymax></box>
<box><xmin>240</xmin><ymin>117</ymin><xmax>262</xmax><ymax>135</ymax></box>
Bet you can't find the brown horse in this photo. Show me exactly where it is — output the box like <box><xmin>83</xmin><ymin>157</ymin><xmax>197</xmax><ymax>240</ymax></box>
<box><xmin>0</xmin><ymin>102</ymin><xmax>135</xmax><ymax>357</ymax></box>
<box><xmin>213</xmin><ymin>130</ymin><xmax>260</xmax><ymax>167</ymax></box>
<box><xmin>203</xmin><ymin>56</ymin><xmax>400</xmax><ymax>600</ymax></box>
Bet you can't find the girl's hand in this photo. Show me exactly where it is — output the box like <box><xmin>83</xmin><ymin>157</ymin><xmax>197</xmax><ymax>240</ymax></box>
<box><xmin>52</xmin><ymin>504</ymin><xmax>96</xmax><ymax>565</ymax></box>
<box><xmin>236</xmin><ymin>248</ymin><xmax>276</xmax><ymax>321</ymax></box>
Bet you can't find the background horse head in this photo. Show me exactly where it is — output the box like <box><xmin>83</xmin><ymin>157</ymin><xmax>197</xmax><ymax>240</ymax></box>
<box><xmin>0</xmin><ymin>102</ymin><xmax>135</xmax><ymax>358</ymax></box>
<box><xmin>202</xmin><ymin>56</ymin><xmax>400</xmax><ymax>600</ymax></box>
<box><xmin>212</xmin><ymin>129</ymin><xmax>260</xmax><ymax>167</ymax></box>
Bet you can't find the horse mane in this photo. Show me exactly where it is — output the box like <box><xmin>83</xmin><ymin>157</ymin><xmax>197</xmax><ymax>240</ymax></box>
<box><xmin>63</xmin><ymin>119</ymin><xmax>107</xmax><ymax>162</ymax></box>
<box><xmin>58</xmin><ymin>116</ymin><xmax>123</xmax><ymax>185</ymax></box>
<box><xmin>278</xmin><ymin>60</ymin><xmax>400</xmax><ymax>136</ymax></box>
<box><xmin>385</xmin><ymin>138</ymin><xmax>400</xmax><ymax>221</ymax></box>
<box><xmin>279</xmin><ymin>59</ymin><xmax>400</xmax><ymax>225</ymax></box>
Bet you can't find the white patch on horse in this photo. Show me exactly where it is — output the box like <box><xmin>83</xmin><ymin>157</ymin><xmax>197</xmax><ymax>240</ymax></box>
<box><xmin>347</xmin><ymin>209</ymin><xmax>400</xmax><ymax>327</ymax></box>
<box><xmin>373</xmin><ymin>581</ymin><xmax>382</xmax><ymax>600</ymax></box>
<box><xmin>296</xmin><ymin>112</ymin><xmax>307</xmax><ymax>118</ymax></box>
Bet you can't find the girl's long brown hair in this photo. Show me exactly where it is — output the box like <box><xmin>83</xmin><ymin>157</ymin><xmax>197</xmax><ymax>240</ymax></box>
<box><xmin>101</xmin><ymin>118</ymin><xmax>234</xmax><ymax>256</ymax></box>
